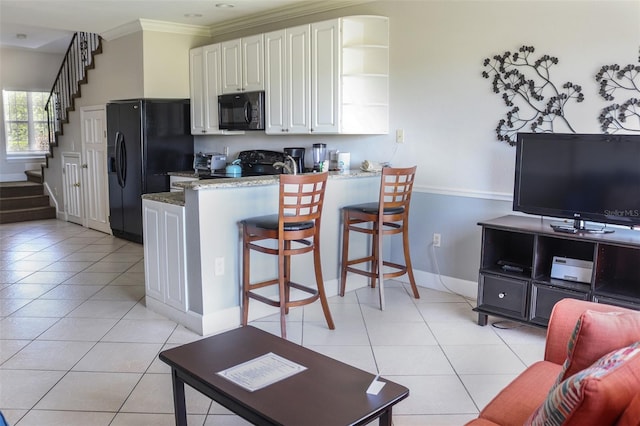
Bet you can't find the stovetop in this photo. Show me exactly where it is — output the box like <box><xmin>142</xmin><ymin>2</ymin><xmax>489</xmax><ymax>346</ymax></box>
<box><xmin>237</xmin><ymin>150</ymin><xmax>285</xmax><ymax>176</ymax></box>
<box><xmin>196</xmin><ymin>150</ymin><xmax>287</xmax><ymax>179</ymax></box>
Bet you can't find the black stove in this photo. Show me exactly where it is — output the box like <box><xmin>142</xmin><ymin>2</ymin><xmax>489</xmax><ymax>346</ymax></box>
<box><xmin>237</xmin><ymin>150</ymin><xmax>285</xmax><ymax>176</ymax></box>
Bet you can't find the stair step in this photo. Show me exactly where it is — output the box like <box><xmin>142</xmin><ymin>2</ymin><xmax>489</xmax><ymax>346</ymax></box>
<box><xmin>1</xmin><ymin>194</ymin><xmax>51</xmax><ymax>210</ymax></box>
<box><xmin>0</xmin><ymin>206</ymin><xmax>56</xmax><ymax>224</ymax></box>
<box><xmin>25</xmin><ymin>169</ymin><xmax>43</xmax><ymax>184</ymax></box>
<box><xmin>0</xmin><ymin>181</ymin><xmax>44</xmax><ymax>198</ymax></box>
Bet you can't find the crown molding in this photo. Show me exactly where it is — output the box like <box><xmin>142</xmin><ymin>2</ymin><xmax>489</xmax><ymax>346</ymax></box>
<box><xmin>101</xmin><ymin>19</ymin><xmax>211</xmax><ymax>41</ymax></box>
<box><xmin>208</xmin><ymin>0</ymin><xmax>373</xmax><ymax>37</ymax></box>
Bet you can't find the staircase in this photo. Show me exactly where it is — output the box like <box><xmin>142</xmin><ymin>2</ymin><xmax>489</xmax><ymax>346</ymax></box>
<box><xmin>44</xmin><ymin>32</ymin><xmax>102</xmax><ymax>169</ymax></box>
<box><xmin>0</xmin><ymin>181</ymin><xmax>56</xmax><ymax>224</ymax></box>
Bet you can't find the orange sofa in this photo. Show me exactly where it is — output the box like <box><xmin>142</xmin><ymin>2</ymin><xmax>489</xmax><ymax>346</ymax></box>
<box><xmin>465</xmin><ymin>298</ymin><xmax>640</xmax><ymax>426</ymax></box>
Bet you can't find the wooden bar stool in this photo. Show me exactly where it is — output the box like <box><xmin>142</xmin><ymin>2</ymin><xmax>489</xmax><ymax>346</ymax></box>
<box><xmin>241</xmin><ymin>172</ymin><xmax>335</xmax><ymax>339</ymax></box>
<box><xmin>339</xmin><ymin>166</ymin><xmax>420</xmax><ymax>310</ymax></box>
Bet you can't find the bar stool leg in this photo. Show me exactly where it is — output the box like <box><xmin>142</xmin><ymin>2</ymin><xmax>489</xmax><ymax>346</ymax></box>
<box><xmin>314</xmin><ymin>235</ymin><xmax>335</xmax><ymax>330</ymax></box>
<box><xmin>377</xmin><ymin>221</ymin><xmax>385</xmax><ymax>310</ymax></box>
<box><xmin>241</xmin><ymin>226</ymin><xmax>250</xmax><ymax>326</ymax></box>
<box><xmin>371</xmin><ymin>222</ymin><xmax>379</xmax><ymax>289</ymax></box>
<box><xmin>278</xmin><ymin>244</ymin><xmax>287</xmax><ymax>339</ymax></box>
<box><xmin>402</xmin><ymin>220</ymin><xmax>420</xmax><ymax>299</ymax></box>
<box><xmin>339</xmin><ymin>210</ymin><xmax>350</xmax><ymax>297</ymax></box>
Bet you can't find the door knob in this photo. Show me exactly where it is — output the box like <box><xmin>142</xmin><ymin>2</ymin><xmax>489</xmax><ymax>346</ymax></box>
<box><xmin>73</xmin><ymin>182</ymin><xmax>81</xmax><ymax>187</ymax></box>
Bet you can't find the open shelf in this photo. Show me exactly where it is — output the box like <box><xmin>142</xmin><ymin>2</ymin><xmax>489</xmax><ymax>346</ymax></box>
<box><xmin>475</xmin><ymin>215</ymin><xmax>640</xmax><ymax>327</ymax></box>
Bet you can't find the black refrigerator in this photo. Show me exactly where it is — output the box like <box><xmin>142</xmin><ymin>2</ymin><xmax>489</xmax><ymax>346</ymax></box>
<box><xmin>107</xmin><ymin>99</ymin><xmax>193</xmax><ymax>243</ymax></box>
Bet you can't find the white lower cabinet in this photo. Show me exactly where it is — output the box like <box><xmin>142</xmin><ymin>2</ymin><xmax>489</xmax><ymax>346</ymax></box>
<box><xmin>143</xmin><ymin>200</ymin><xmax>188</xmax><ymax>312</ymax></box>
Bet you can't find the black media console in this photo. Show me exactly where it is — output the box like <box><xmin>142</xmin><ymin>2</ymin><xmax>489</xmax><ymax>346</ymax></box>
<box><xmin>475</xmin><ymin>215</ymin><xmax>640</xmax><ymax>327</ymax></box>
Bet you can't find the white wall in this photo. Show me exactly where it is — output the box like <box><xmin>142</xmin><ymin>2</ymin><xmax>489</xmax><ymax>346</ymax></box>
<box><xmin>0</xmin><ymin>48</ymin><xmax>63</xmax><ymax>181</ymax></box>
<box><xmin>142</xmin><ymin>31</ymin><xmax>210</xmax><ymax>97</ymax></box>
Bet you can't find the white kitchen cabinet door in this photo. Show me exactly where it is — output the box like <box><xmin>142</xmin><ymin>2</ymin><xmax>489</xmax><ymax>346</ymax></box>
<box><xmin>221</xmin><ymin>35</ymin><xmax>264</xmax><ymax>94</ymax></box>
<box><xmin>221</xmin><ymin>39</ymin><xmax>242</xmax><ymax>93</ymax></box>
<box><xmin>265</xmin><ymin>26</ymin><xmax>311</xmax><ymax>135</ymax></box>
<box><xmin>143</xmin><ymin>203</ymin><xmax>164</xmax><ymax>302</ymax></box>
<box><xmin>265</xmin><ymin>30</ymin><xmax>286</xmax><ymax>134</ymax></box>
<box><xmin>143</xmin><ymin>200</ymin><xmax>188</xmax><ymax>313</ymax></box>
<box><xmin>242</xmin><ymin>34</ymin><xmax>265</xmax><ymax>92</ymax></box>
<box><xmin>163</xmin><ymin>205</ymin><xmax>188</xmax><ymax>312</ymax></box>
<box><xmin>287</xmin><ymin>25</ymin><xmax>312</xmax><ymax>134</ymax></box>
<box><xmin>311</xmin><ymin>19</ymin><xmax>339</xmax><ymax>134</ymax></box>
<box><xmin>190</xmin><ymin>44</ymin><xmax>224</xmax><ymax>135</ymax></box>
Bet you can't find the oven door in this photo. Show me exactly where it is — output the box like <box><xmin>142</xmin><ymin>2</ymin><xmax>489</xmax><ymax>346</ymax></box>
<box><xmin>218</xmin><ymin>91</ymin><xmax>264</xmax><ymax>131</ymax></box>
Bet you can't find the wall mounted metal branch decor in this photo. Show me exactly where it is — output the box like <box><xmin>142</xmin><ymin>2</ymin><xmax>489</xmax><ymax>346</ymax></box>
<box><xmin>596</xmin><ymin>50</ymin><xmax>640</xmax><ymax>134</ymax></box>
<box><xmin>482</xmin><ymin>45</ymin><xmax>584</xmax><ymax>145</ymax></box>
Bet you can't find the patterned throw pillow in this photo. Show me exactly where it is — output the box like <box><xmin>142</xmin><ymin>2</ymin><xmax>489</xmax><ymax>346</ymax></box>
<box><xmin>526</xmin><ymin>341</ymin><xmax>640</xmax><ymax>426</ymax></box>
<box><xmin>556</xmin><ymin>310</ymin><xmax>640</xmax><ymax>384</ymax></box>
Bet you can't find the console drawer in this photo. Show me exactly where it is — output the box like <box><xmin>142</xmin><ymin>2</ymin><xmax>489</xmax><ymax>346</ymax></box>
<box><xmin>530</xmin><ymin>283</ymin><xmax>589</xmax><ymax>326</ymax></box>
<box><xmin>478</xmin><ymin>273</ymin><xmax>528</xmax><ymax>320</ymax></box>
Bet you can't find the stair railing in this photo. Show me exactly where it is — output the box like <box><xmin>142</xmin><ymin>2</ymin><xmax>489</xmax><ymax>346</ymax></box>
<box><xmin>45</xmin><ymin>32</ymin><xmax>102</xmax><ymax>154</ymax></box>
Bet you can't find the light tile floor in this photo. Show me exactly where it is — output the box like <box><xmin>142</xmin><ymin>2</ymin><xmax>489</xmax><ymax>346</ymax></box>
<box><xmin>0</xmin><ymin>219</ymin><xmax>547</xmax><ymax>425</ymax></box>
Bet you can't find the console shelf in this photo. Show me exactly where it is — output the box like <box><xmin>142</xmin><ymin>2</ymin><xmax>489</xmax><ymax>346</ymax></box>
<box><xmin>475</xmin><ymin>215</ymin><xmax>640</xmax><ymax>327</ymax></box>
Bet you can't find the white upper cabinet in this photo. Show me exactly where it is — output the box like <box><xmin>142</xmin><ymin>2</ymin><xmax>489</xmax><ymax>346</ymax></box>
<box><xmin>265</xmin><ymin>16</ymin><xmax>389</xmax><ymax>135</ymax></box>
<box><xmin>191</xmin><ymin>16</ymin><xmax>389</xmax><ymax>135</ymax></box>
<box><xmin>190</xmin><ymin>44</ymin><xmax>224</xmax><ymax>135</ymax></box>
<box><xmin>221</xmin><ymin>34</ymin><xmax>265</xmax><ymax>94</ymax></box>
<box><xmin>265</xmin><ymin>25</ymin><xmax>311</xmax><ymax>134</ymax></box>
<box><xmin>311</xmin><ymin>19</ymin><xmax>340</xmax><ymax>134</ymax></box>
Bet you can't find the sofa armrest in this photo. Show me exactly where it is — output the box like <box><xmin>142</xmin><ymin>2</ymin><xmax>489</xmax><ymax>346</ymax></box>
<box><xmin>544</xmin><ymin>298</ymin><xmax>636</xmax><ymax>365</ymax></box>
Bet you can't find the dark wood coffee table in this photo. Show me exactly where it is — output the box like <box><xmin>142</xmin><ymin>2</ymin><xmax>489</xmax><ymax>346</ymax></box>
<box><xmin>159</xmin><ymin>326</ymin><xmax>409</xmax><ymax>426</ymax></box>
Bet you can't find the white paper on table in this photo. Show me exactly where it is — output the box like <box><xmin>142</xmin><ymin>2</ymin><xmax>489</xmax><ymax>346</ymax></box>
<box><xmin>217</xmin><ymin>352</ymin><xmax>307</xmax><ymax>392</ymax></box>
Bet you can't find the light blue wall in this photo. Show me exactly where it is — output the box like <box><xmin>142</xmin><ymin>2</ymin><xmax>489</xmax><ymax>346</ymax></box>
<box><xmin>403</xmin><ymin>192</ymin><xmax>512</xmax><ymax>282</ymax></box>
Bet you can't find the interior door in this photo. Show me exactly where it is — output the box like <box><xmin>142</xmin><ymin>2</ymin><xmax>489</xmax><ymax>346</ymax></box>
<box><xmin>81</xmin><ymin>106</ymin><xmax>110</xmax><ymax>234</ymax></box>
<box><xmin>62</xmin><ymin>152</ymin><xmax>83</xmax><ymax>225</ymax></box>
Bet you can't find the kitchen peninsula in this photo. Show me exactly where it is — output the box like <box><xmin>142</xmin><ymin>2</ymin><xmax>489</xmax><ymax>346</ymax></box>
<box><xmin>142</xmin><ymin>171</ymin><xmax>381</xmax><ymax>335</ymax></box>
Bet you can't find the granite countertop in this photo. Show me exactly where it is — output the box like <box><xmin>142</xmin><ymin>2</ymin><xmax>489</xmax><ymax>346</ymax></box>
<box><xmin>185</xmin><ymin>169</ymin><xmax>380</xmax><ymax>190</ymax></box>
<box><xmin>147</xmin><ymin>169</ymin><xmax>380</xmax><ymax>206</ymax></box>
<box><xmin>141</xmin><ymin>191</ymin><xmax>185</xmax><ymax>206</ymax></box>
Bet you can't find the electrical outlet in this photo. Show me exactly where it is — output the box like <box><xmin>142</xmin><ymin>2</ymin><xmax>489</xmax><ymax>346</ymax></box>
<box><xmin>214</xmin><ymin>257</ymin><xmax>225</xmax><ymax>276</ymax></box>
<box><xmin>433</xmin><ymin>233</ymin><xmax>441</xmax><ymax>247</ymax></box>
<box><xmin>396</xmin><ymin>129</ymin><xmax>404</xmax><ymax>144</ymax></box>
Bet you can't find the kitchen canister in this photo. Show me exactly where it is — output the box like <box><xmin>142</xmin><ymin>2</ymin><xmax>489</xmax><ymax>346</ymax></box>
<box><xmin>337</xmin><ymin>152</ymin><xmax>350</xmax><ymax>173</ymax></box>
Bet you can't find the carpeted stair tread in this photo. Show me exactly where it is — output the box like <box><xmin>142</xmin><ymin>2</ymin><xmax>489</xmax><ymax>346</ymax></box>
<box><xmin>0</xmin><ymin>206</ymin><xmax>56</xmax><ymax>224</ymax></box>
<box><xmin>0</xmin><ymin>181</ymin><xmax>55</xmax><ymax>224</ymax></box>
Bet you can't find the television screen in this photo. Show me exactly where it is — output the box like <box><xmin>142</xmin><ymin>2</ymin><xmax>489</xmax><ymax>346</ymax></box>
<box><xmin>513</xmin><ymin>133</ymin><xmax>640</xmax><ymax>229</ymax></box>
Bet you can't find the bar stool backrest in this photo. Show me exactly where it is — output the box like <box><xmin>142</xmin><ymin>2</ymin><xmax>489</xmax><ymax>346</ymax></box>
<box><xmin>279</xmin><ymin>172</ymin><xmax>328</xmax><ymax>225</ymax></box>
<box><xmin>379</xmin><ymin>166</ymin><xmax>417</xmax><ymax>213</ymax></box>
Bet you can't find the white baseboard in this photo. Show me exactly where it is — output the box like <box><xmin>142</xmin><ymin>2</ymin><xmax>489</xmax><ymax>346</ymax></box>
<box><xmin>146</xmin><ymin>270</ymin><xmax>478</xmax><ymax>337</ymax></box>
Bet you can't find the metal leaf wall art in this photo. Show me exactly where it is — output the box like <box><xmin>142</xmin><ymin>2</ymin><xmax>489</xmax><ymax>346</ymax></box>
<box><xmin>596</xmin><ymin>50</ymin><xmax>640</xmax><ymax>134</ymax></box>
<box><xmin>482</xmin><ymin>45</ymin><xmax>584</xmax><ymax>145</ymax></box>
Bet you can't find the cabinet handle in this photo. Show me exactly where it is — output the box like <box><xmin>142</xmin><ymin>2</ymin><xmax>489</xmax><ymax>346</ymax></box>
<box><xmin>498</xmin><ymin>292</ymin><xmax>506</xmax><ymax>299</ymax></box>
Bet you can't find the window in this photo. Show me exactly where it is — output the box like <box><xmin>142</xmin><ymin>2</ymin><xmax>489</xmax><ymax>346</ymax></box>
<box><xmin>3</xmin><ymin>90</ymin><xmax>49</xmax><ymax>156</ymax></box>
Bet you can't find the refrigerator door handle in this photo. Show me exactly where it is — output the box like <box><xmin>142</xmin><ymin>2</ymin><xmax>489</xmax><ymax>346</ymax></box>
<box><xmin>119</xmin><ymin>133</ymin><xmax>127</xmax><ymax>187</ymax></box>
<box><xmin>115</xmin><ymin>132</ymin><xmax>126</xmax><ymax>188</ymax></box>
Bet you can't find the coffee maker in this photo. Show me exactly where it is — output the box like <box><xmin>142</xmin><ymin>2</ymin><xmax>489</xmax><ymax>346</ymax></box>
<box><xmin>284</xmin><ymin>147</ymin><xmax>305</xmax><ymax>174</ymax></box>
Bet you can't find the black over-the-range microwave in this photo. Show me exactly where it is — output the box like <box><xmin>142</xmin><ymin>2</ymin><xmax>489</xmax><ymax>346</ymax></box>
<box><xmin>218</xmin><ymin>90</ymin><xmax>265</xmax><ymax>131</ymax></box>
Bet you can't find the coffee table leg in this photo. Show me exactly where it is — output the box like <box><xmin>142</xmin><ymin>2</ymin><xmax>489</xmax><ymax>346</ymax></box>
<box><xmin>378</xmin><ymin>407</ymin><xmax>392</xmax><ymax>426</ymax></box>
<box><xmin>171</xmin><ymin>368</ymin><xmax>188</xmax><ymax>426</ymax></box>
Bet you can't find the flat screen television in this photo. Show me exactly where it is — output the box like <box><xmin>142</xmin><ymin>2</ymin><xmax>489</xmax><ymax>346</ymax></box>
<box><xmin>513</xmin><ymin>133</ymin><xmax>640</xmax><ymax>232</ymax></box>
